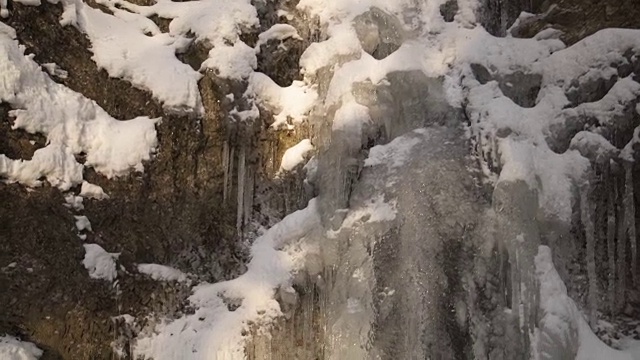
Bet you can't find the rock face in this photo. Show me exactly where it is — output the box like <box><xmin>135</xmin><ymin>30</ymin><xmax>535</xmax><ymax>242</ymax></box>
<box><xmin>0</xmin><ymin>2</ymin><xmax>310</xmax><ymax>359</ymax></box>
<box><xmin>2</xmin><ymin>0</ymin><xmax>640</xmax><ymax>359</ymax></box>
<box><xmin>479</xmin><ymin>0</ymin><xmax>640</xmax><ymax>45</ymax></box>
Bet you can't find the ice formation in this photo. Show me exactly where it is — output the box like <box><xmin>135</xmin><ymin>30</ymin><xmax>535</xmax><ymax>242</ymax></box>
<box><xmin>2</xmin><ymin>0</ymin><xmax>640</xmax><ymax>358</ymax></box>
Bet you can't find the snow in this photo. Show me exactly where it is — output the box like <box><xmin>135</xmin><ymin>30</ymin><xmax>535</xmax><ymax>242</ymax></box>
<box><xmin>76</xmin><ymin>6</ymin><xmax>203</xmax><ymax>114</ymax></box>
<box><xmin>246</xmin><ymin>73</ymin><xmax>317</xmax><ymax>128</ymax></box>
<box><xmin>570</xmin><ymin>131</ymin><xmax>619</xmax><ymax>164</ymax></box>
<box><xmin>41</xmin><ymin>63</ymin><xmax>68</xmax><ymax>79</ymax></box>
<box><xmin>74</xmin><ymin>215</ymin><xmax>92</xmax><ymax>232</ymax></box>
<box><xmin>621</xmin><ymin>125</ymin><xmax>640</xmax><ymax>162</ymax></box>
<box><xmin>3</xmin><ymin>0</ymin><xmax>639</xmax><ymax>357</ymax></box>
<box><xmin>79</xmin><ymin>181</ymin><xmax>109</xmax><ymax>200</ymax></box>
<box><xmin>82</xmin><ymin>244</ymin><xmax>119</xmax><ymax>282</ymax></box>
<box><xmin>299</xmin><ymin>25</ymin><xmax>361</xmax><ymax>76</ymax></box>
<box><xmin>496</xmin><ymin>138</ymin><xmax>589</xmax><ymax>223</ymax></box>
<box><xmin>0</xmin><ymin>145</ymin><xmax>83</xmax><ymax>190</ymax></box>
<box><xmin>0</xmin><ymin>0</ymin><xmax>8</xmax><ymax>19</ymax></box>
<box><xmin>133</xmin><ymin>199</ymin><xmax>321</xmax><ymax>360</ymax></box>
<box><xmin>569</xmin><ymin>77</ymin><xmax>640</xmax><ymax>126</ymax></box>
<box><xmin>137</xmin><ymin>264</ymin><xmax>189</xmax><ymax>283</ymax></box>
<box><xmin>539</xmin><ymin>28</ymin><xmax>640</xmax><ymax>90</ymax></box>
<box><xmin>535</xmin><ymin>246</ymin><xmax>637</xmax><ymax>360</ymax></box>
<box><xmin>364</xmin><ymin>129</ymin><xmax>424</xmax><ymax>168</ymax></box>
<box><xmin>337</xmin><ymin>194</ymin><xmax>397</xmax><ymax>232</ymax></box>
<box><xmin>255</xmin><ymin>24</ymin><xmax>302</xmax><ymax>51</ymax></box>
<box><xmin>108</xmin><ymin>0</ymin><xmax>258</xmax><ymax>91</ymax></box>
<box><xmin>332</xmin><ymin>101</ymin><xmax>372</xmax><ymax>134</ymax></box>
<box><xmin>119</xmin><ymin>0</ymin><xmax>258</xmax><ymax>46</ymax></box>
<box><xmin>279</xmin><ymin>139</ymin><xmax>314</xmax><ymax>173</ymax></box>
<box><xmin>0</xmin><ymin>21</ymin><xmax>15</xmax><ymax>38</ymax></box>
<box><xmin>297</xmin><ymin>0</ymin><xmax>417</xmax><ymax>26</ymax></box>
<box><xmin>0</xmin><ymin>336</ymin><xmax>43</xmax><ymax>360</ymax></box>
<box><xmin>202</xmin><ymin>41</ymin><xmax>256</xmax><ymax>79</ymax></box>
<box><xmin>0</xmin><ymin>30</ymin><xmax>159</xmax><ymax>189</ymax></box>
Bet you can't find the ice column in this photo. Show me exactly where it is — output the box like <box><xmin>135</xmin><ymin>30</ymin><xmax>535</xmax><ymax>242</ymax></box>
<box><xmin>237</xmin><ymin>146</ymin><xmax>246</xmax><ymax>235</ymax></box>
<box><xmin>223</xmin><ymin>141</ymin><xmax>230</xmax><ymax>204</ymax></box>
<box><xmin>606</xmin><ymin>166</ymin><xmax>617</xmax><ymax>315</ymax></box>
<box><xmin>624</xmin><ymin>162</ymin><xmax>637</xmax><ymax>288</ymax></box>
<box><xmin>580</xmin><ymin>181</ymin><xmax>598</xmax><ymax>327</ymax></box>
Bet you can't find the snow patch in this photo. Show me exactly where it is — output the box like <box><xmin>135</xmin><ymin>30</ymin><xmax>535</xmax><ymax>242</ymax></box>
<box><xmin>74</xmin><ymin>215</ymin><xmax>92</xmax><ymax>232</ymax></box>
<box><xmin>247</xmin><ymin>73</ymin><xmax>317</xmax><ymax>128</ymax></box>
<box><xmin>133</xmin><ymin>199</ymin><xmax>321</xmax><ymax>360</ymax></box>
<box><xmin>82</xmin><ymin>244</ymin><xmax>119</xmax><ymax>282</ymax></box>
<box><xmin>76</xmin><ymin>6</ymin><xmax>203</xmax><ymax>114</ymax></box>
<box><xmin>137</xmin><ymin>264</ymin><xmax>189</xmax><ymax>283</ymax></box>
<box><xmin>202</xmin><ymin>41</ymin><xmax>256</xmax><ymax>79</ymax></box>
<box><xmin>41</xmin><ymin>63</ymin><xmax>68</xmax><ymax>79</ymax></box>
<box><xmin>338</xmin><ymin>194</ymin><xmax>397</xmax><ymax>232</ymax></box>
<box><xmin>80</xmin><ymin>181</ymin><xmax>109</xmax><ymax>200</ymax></box>
<box><xmin>0</xmin><ymin>336</ymin><xmax>43</xmax><ymax>360</ymax></box>
<box><xmin>255</xmin><ymin>24</ymin><xmax>302</xmax><ymax>51</ymax></box>
<box><xmin>0</xmin><ymin>31</ymin><xmax>159</xmax><ymax>189</ymax></box>
<box><xmin>364</xmin><ymin>130</ymin><xmax>424</xmax><ymax>168</ymax></box>
<box><xmin>279</xmin><ymin>139</ymin><xmax>314</xmax><ymax>173</ymax></box>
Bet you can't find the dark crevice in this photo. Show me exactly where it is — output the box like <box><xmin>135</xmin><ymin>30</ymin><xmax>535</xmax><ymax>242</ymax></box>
<box><xmin>440</xmin><ymin>0</ymin><xmax>459</xmax><ymax>22</ymax></box>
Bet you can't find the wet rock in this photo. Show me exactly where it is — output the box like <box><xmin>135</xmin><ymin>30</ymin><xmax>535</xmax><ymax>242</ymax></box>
<box><xmin>0</xmin><ymin>3</ymin><xmax>312</xmax><ymax>358</ymax></box>
<box><xmin>508</xmin><ymin>0</ymin><xmax>640</xmax><ymax>45</ymax></box>
<box><xmin>470</xmin><ymin>64</ymin><xmax>542</xmax><ymax>108</ymax></box>
<box><xmin>440</xmin><ymin>0</ymin><xmax>459</xmax><ymax>23</ymax></box>
<box><xmin>353</xmin><ymin>7</ymin><xmax>405</xmax><ymax>60</ymax></box>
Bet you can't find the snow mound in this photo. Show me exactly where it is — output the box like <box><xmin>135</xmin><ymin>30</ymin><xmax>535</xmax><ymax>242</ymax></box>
<box><xmin>255</xmin><ymin>24</ymin><xmax>302</xmax><ymax>51</ymax></box>
<box><xmin>74</xmin><ymin>215</ymin><xmax>92</xmax><ymax>232</ymax></box>
<box><xmin>0</xmin><ymin>336</ymin><xmax>43</xmax><ymax>360</ymax></box>
<box><xmin>202</xmin><ymin>41</ymin><xmax>256</xmax><ymax>79</ymax></box>
<box><xmin>279</xmin><ymin>139</ymin><xmax>314</xmax><ymax>173</ymax></box>
<box><xmin>247</xmin><ymin>73</ymin><xmax>317</xmax><ymax>128</ymax></box>
<box><xmin>80</xmin><ymin>181</ymin><xmax>109</xmax><ymax>200</ymax></box>
<box><xmin>82</xmin><ymin>244</ymin><xmax>120</xmax><ymax>282</ymax></box>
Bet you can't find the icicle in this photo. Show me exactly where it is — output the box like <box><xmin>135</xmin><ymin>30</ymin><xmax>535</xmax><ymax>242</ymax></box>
<box><xmin>606</xmin><ymin>164</ymin><xmax>616</xmax><ymax>316</ymax></box>
<box><xmin>228</xmin><ymin>146</ymin><xmax>235</xmax><ymax>205</ymax></box>
<box><xmin>237</xmin><ymin>146</ymin><xmax>246</xmax><ymax>236</ymax></box>
<box><xmin>244</xmin><ymin>164</ymin><xmax>254</xmax><ymax>230</ymax></box>
<box><xmin>222</xmin><ymin>141</ymin><xmax>230</xmax><ymax>204</ymax></box>
<box><xmin>580</xmin><ymin>181</ymin><xmax>597</xmax><ymax>327</ymax></box>
<box><xmin>0</xmin><ymin>0</ymin><xmax>8</xmax><ymax>18</ymax></box>
<box><xmin>616</xmin><ymin>179</ymin><xmax>627</xmax><ymax>312</ymax></box>
<box><xmin>624</xmin><ymin>162</ymin><xmax>637</xmax><ymax>288</ymax></box>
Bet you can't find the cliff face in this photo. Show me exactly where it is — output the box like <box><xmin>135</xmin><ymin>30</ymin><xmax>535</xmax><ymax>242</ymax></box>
<box><xmin>1</xmin><ymin>2</ymin><xmax>311</xmax><ymax>359</ymax></box>
<box><xmin>1</xmin><ymin>0</ymin><xmax>640</xmax><ymax>359</ymax></box>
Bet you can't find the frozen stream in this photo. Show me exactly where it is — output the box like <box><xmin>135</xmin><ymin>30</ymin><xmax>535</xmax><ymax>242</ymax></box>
<box><xmin>319</xmin><ymin>126</ymin><xmax>485</xmax><ymax>359</ymax></box>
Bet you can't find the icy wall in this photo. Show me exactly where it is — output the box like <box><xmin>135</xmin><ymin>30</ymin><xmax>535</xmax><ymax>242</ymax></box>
<box><xmin>1</xmin><ymin>0</ymin><xmax>640</xmax><ymax>359</ymax></box>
